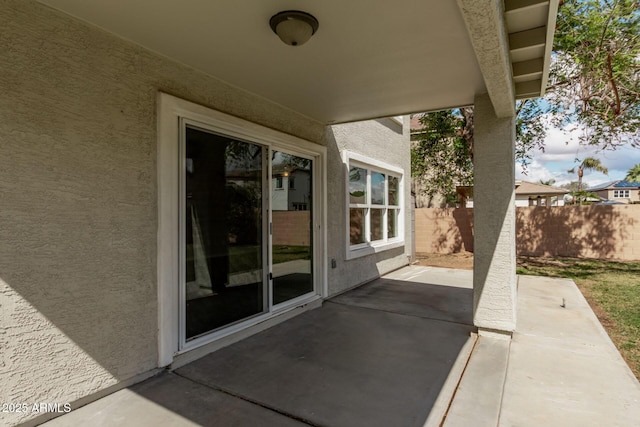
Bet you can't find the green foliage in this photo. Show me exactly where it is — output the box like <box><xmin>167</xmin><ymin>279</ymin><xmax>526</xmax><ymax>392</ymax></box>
<box><xmin>567</xmin><ymin>157</ymin><xmax>608</xmax><ymax>204</ymax></box>
<box><xmin>412</xmin><ymin>1</ymin><xmax>639</xmax><ymax>201</ymax></box>
<box><xmin>625</xmin><ymin>164</ymin><xmax>640</xmax><ymax>182</ymax></box>
<box><xmin>551</xmin><ymin>0</ymin><xmax>640</xmax><ymax>148</ymax></box>
<box><xmin>515</xmin><ymin>99</ymin><xmax>548</xmax><ymax>170</ymax></box>
<box><xmin>411</xmin><ymin>110</ymin><xmax>473</xmax><ymax>204</ymax></box>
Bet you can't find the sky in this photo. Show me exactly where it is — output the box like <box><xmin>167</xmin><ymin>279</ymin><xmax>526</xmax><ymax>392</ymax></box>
<box><xmin>515</xmin><ymin>123</ymin><xmax>639</xmax><ymax>188</ymax></box>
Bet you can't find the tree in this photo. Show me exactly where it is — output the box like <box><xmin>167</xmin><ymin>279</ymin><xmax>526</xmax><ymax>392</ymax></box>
<box><xmin>411</xmin><ymin>110</ymin><xmax>473</xmax><ymax>205</ymax></box>
<box><xmin>539</xmin><ymin>178</ymin><xmax>557</xmax><ymax>186</ymax></box>
<box><xmin>567</xmin><ymin>157</ymin><xmax>609</xmax><ymax>204</ymax></box>
<box><xmin>412</xmin><ymin>0</ymin><xmax>639</xmax><ymax>202</ymax></box>
<box><xmin>625</xmin><ymin>164</ymin><xmax>640</xmax><ymax>182</ymax></box>
<box><xmin>551</xmin><ymin>0</ymin><xmax>640</xmax><ymax>149</ymax></box>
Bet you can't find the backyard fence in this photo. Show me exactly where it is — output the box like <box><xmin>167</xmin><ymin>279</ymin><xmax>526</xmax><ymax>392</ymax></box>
<box><xmin>415</xmin><ymin>205</ymin><xmax>640</xmax><ymax>260</ymax></box>
<box><xmin>272</xmin><ymin>211</ymin><xmax>311</xmax><ymax>246</ymax></box>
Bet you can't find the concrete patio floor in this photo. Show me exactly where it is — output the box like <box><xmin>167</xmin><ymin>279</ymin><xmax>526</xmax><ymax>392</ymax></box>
<box><xmin>42</xmin><ymin>266</ymin><xmax>640</xmax><ymax>427</ymax></box>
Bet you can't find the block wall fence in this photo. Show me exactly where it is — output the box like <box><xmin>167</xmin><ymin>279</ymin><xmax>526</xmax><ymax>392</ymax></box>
<box><xmin>415</xmin><ymin>205</ymin><xmax>640</xmax><ymax>261</ymax></box>
<box><xmin>272</xmin><ymin>211</ymin><xmax>311</xmax><ymax>246</ymax></box>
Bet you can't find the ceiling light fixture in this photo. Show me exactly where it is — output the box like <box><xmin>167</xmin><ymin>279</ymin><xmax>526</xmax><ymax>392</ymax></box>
<box><xmin>269</xmin><ymin>10</ymin><xmax>319</xmax><ymax>47</ymax></box>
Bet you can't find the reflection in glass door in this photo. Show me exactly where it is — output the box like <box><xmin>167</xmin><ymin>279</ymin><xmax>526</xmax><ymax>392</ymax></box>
<box><xmin>184</xmin><ymin>126</ymin><xmax>266</xmax><ymax>340</ymax></box>
<box><xmin>271</xmin><ymin>151</ymin><xmax>313</xmax><ymax>305</ymax></box>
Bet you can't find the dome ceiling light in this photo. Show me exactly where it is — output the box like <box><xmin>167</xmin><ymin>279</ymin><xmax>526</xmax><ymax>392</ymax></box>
<box><xmin>269</xmin><ymin>10</ymin><xmax>319</xmax><ymax>47</ymax></box>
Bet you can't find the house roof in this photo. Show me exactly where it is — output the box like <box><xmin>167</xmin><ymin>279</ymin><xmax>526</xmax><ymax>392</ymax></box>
<box><xmin>457</xmin><ymin>180</ymin><xmax>568</xmax><ymax>197</ymax></box>
<box><xmin>587</xmin><ymin>180</ymin><xmax>640</xmax><ymax>191</ymax></box>
<box><xmin>37</xmin><ymin>0</ymin><xmax>558</xmax><ymax>124</ymax></box>
<box><xmin>515</xmin><ymin>180</ymin><xmax>568</xmax><ymax>195</ymax></box>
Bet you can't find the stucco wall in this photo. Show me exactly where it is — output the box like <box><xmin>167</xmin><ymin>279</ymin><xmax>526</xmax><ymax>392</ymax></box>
<box><xmin>0</xmin><ymin>1</ymin><xmax>324</xmax><ymax>425</ymax></box>
<box><xmin>415</xmin><ymin>206</ymin><xmax>640</xmax><ymax>261</ymax></box>
<box><xmin>325</xmin><ymin>118</ymin><xmax>412</xmax><ymax>296</ymax></box>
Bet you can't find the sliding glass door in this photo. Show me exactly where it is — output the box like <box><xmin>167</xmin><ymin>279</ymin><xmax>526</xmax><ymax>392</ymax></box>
<box><xmin>181</xmin><ymin>126</ymin><xmax>315</xmax><ymax>342</ymax></box>
<box><xmin>184</xmin><ymin>126</ymin><xmax>267</xmax><ymax>340</ymax></box>
<box><xmin>271</xmin><ymin>151</ymin><xmax>314</xmax><ymax>305</ymax></box>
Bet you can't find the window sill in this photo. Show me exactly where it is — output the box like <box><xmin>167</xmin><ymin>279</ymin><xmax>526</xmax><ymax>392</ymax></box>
<box><xmin>346</xmin><ymin>240</ymin><xmax>404</xmax><ymax>260</ymax></box>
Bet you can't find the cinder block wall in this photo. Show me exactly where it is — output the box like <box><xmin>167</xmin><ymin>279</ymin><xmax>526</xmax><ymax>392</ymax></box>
<box><xmin>414</xmin><ymin>208</ymin><xmax>474</xmax><ymax>253</ymax></box>
<box><xmin>516</xmin><ymin>205</ymin><xmax>640</xmax><ymax>260</ymax></box>
<box><xmin>272</xmin><ymin>211</ymin><xmax>311</xmax><ymax>246</ymax></box>
<box><xmin>415</xmin><ymin>206</ymin><xmax>640</xmax><ymax>260</ymax></box>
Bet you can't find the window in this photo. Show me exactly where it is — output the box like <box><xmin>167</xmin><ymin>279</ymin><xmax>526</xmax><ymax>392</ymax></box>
<box><xmin>345</xmin><ymin>151</ymin><xmax>403</xmax><ymax>258</ymax></box>
<box><xmin>275</xmin><ymin>176</ymin><xmax>283</xmax><ymax>189</ymax></box>
<box><xmin>289</xmin><ymin>177</ymin><xmax>296</xmax><ymax>189</ymax></box>
<box><xmin>614</xmin><ymin>189</ymin><xmax>630</xmax><ymax>198</ymax></box>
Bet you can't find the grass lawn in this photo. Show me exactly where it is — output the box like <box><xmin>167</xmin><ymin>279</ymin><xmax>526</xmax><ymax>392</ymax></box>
<box><xmin>517</xmin><ymin>257</ymin><xmax>640</xmax><ymax>380</ymax></box>
<box><xmin>273</xmin><ymin>245</ymin><xmax>311</xmax><ymax>264</ymax></box>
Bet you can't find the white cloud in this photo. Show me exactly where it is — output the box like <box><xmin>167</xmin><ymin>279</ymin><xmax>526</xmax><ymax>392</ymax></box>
<box><xmin>516</xmin><ymin>120</ymin><xmax>639</xmax><ymax>188</ymax></box>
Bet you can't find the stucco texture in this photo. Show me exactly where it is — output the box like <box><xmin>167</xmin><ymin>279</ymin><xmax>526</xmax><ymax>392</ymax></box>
<box><xmin>325</xmin><ymin>118</ymin><xmax>412</xmax><ymax>296</ymax></box>
<box><xmin>472</xmin><ymin>93</ymin><xmax>517</xmax><ymax>332</ymax></box>
<box><xmin>0</xmin><ymin>1</ymin><xmax>324</xmax><ymax>425</ymax></box>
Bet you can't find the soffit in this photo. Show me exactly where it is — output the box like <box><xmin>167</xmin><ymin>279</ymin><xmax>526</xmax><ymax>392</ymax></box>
<box><xmin>37</xmin><ymin>0</ymin><xmax>486</xmax><ymax>124</ymax></box>
<box><xmin>37</xmin><ymin>0</ymin><xmax>557</xmax><ymax>123</ymax></box>
<box><xmin>505</xmin><ymin>0</ymin><xmax>558</xmax><ymax>100</ymax></box>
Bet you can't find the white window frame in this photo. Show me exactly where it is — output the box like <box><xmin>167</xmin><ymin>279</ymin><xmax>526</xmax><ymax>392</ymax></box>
<box><xmin>157</xmin><ymin>93</ymin><xmax>327</xmax><ymax>367</ymax></box>
<box><xmin>613</xmin><ymin>189</ymin><xmax>629</xmax><ymax>198</ymax></box>
<box><xmin>343</xmin><ymin>151</ymin><xmax>404</xmax><ymax>260</ymax></box>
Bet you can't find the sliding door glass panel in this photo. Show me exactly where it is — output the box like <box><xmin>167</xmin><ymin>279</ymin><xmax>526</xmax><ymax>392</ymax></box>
<box><xmin>271</xmin><ymin>151</ymin><xmax>313</xmax><ymax>305</ymax></box>
<box><xmin>185</xmin><ymin>126</ymin><xmax>265</xmax><ymax>340</ymax></box>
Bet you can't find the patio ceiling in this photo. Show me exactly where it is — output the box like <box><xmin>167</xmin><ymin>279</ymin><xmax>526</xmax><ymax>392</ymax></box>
<box><xmin>37</xmin><ymin>0</ymin><xmax>557</xmax><ymax>124</ymax></box>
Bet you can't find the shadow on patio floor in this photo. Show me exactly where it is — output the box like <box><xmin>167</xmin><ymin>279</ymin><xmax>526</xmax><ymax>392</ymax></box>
<box><xmin>45</xmin><ymin>267</ymin><xmax>475</xmax><ymax>427</ymax></box>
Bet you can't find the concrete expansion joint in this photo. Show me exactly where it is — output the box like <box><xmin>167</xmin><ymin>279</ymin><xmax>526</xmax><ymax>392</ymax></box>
<box><xmin>438</xmin><ymin>334</ymin><xmax>480</xmax><ymax>426</ymax></box>
<box><xmin>478</xmin><ymin>327</ymin><xmax>513</xmax><ymax>341</ymax></box>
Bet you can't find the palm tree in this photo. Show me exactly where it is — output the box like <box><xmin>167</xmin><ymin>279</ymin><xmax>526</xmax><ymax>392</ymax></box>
<box><xmin>568</xmin><ymin>157</ymin><xmax>609</xmax><ymax>188</ymax></box>
<box><xmin>539</xmin><ymin>178</ymin><xmax>556</xmax><ymax>186</ymax></box>
<box><xmin>568</xmin><ymin>157</ymin><xmax>608</xmax><ymax>204</ymax></box>
<box><xmin>625</xmin><ymin>164</ymin><xmax>640</xmax><ymax>183</ymax></box>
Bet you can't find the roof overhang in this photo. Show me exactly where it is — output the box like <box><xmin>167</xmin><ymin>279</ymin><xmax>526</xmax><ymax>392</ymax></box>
<box><xmin>457</xmin><ymin>0</ymin><xmax>558</xmax><ymax>117</ymax></box>
<box><xmin>37</xmin><ymin>0</ymin><xmax>557</xmax><ymax>123</ymax></box>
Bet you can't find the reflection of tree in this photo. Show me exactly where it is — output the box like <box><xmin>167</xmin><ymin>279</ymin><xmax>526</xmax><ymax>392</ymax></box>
<box><xmin>226</xmin><ymin>182</ymin><xmax>261</xmax><ymax>245</ymax></box>
<box><xmin>226</xmin><ymin>140</ymin><xmax>262</xmax><ymax>171</ymax></box>
<box><xmin>277</xmin><ymin>152</ymin><xmax>311</xmax><ymax>170</ymax></box>
<box><xmin>349</xmin><ymin>167</ymin><xmax>362</xmax><ymax>182</ymax></box>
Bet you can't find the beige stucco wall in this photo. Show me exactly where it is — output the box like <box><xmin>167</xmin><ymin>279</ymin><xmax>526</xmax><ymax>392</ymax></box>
<box><xmin>0</xmin><ymin>1</ymin><xmax>325</xmax><ymax>425</ymax></box>
<box><xmin>325</xmin><ymin>118</ymin><xmax>412</xmax><ymax>296</ymax></box>
<box><xmin>415</xmin><ymin>206</ymin><xmax>640</xmax><ymax>261</ymax></box>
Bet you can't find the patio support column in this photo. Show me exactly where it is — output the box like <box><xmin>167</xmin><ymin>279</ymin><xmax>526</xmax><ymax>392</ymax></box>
<box><xmin>473</xmin><ymin>93</ymin><xmax>516</xmax><ymax>335</ymax></box>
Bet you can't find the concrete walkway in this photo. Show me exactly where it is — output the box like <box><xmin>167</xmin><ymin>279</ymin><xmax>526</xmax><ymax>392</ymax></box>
<box><xmin>42</xmin><ymin>266</ymin><xmax>640</xmax><ymax>427</ymax></box>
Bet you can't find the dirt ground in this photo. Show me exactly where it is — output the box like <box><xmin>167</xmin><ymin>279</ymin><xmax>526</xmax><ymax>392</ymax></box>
<box><xmin>416</xmin><ymin>252</ymin><xmax>474</xmax><ymax>270</ymax></box>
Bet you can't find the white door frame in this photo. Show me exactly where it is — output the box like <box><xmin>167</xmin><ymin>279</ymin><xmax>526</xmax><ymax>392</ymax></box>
<box><xmin>157</xmin><ymin>93</ymin><xmax>327</xmax><ymax>367</ymax></box>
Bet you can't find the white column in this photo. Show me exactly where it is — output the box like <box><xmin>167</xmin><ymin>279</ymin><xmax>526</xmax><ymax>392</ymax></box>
<box><xmin>473</xmin><ymin>93</ymin><xmax>517</xmax><ymax>335</ymax></box>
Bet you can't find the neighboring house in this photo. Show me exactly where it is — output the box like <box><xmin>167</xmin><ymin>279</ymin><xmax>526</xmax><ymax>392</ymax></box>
<box><xmin>1</xmin><ymin>1</ymin><xmax>557</xmax><ymax>425</ymax></box>
<box><xmin>587</xmin><ymin>180</ymin><xmax>640</xmax><ymax>204</ymax></box>
<box><xmin>514</xmin><ymin>180</ymin><xmax>568</xmax><ymax>206</ymax></box>
<box><xmin>272</xmin><ymin>165</ymin><xmax>312</xmax><ymax>211</ymax></box>
<box><xmin>457</xmin><ymin>181</ymin><xmax>568</xmax><ymax>207</ymax></box>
